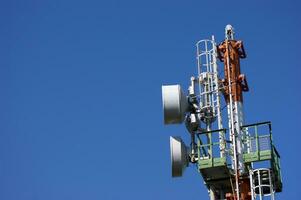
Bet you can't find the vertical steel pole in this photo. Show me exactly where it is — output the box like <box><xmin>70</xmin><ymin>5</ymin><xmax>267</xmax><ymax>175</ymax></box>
<box><xmin>225</xmin><ymin>39</ymin><xmax>240</xmax><ymax>200</ymax></box>
<box><xmin>249</xmin><ymin>170</ymin><xmax>255</xmax><ymax>200</ymax></box>
<box><xmin>258</xmin><ymin>171</ymin><xmax>262</xmax><ymax>200</ymax></box>
<box><xmin>212</xmin><ymin>36</ymin><xmax>225</xmax><ymax>158</ymax></box>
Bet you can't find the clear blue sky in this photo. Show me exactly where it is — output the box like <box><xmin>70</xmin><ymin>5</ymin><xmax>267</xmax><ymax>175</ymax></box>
<box><xmin>1</xmin><ymin>0</ymin><xmax>300</xmax><ymax>199</ymax></box>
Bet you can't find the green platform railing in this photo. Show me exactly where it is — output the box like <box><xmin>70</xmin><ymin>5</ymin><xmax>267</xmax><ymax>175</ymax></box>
<box><xmin>241</xmin><ymin>121</ymin><xmax>274</xmax><ymax>162</ymax></box>
<box><xmin>196</xmin><ymin>129</ymin><xmax>229</xmax><ymax>169</ymax></box>
<box><xmin>195</xmin><ymin>122</ymin><xmax>282</xmax><ymax>192</ymax></box>
<box><xmin>241</xmin><ymin>121</ymin><xmax>282</xmax><ymax>192</ymax></box>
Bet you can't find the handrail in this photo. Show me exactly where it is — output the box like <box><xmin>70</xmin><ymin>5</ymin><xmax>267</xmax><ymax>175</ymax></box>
<box><xmin>196</xmin><ymin>128</ymin><xmax>227</xmax><ymax>135</ymax></box>
<box><xmin>241</xmin><ymin>121</ymin><xmax>271</xmax><ymax>128</ymax></box>
<box><xmin>273</xmin><ymin>146</ymin><xmax>281</xmax><ymax>158</ymax></box>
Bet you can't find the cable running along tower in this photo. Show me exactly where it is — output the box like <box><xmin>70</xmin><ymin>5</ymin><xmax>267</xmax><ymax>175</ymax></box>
<box><xmin>161</xmin><ymin>25</ymin><xmax>282</xmax><ymax>200</ymax></box>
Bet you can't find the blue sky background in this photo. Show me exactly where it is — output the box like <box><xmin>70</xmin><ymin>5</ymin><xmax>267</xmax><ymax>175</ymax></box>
<box><xmin>1</xmin><ymin>0</ymin><xmax>300</xmax><ymax>199</ymax></box>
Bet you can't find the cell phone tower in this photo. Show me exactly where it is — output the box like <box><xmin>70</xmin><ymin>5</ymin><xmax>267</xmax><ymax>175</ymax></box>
<box><xmin>161</xmin><ymin>25</ymin><xmax>282</xmax><ymax>200</ymax></box>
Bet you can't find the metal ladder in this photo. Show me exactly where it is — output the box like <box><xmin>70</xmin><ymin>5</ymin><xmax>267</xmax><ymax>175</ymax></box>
<box><xmin>196</xmin><ymin>36</ymin><xmax>222</xmax><ymax>130</ymax></box>
<box><xmin>196</xmin><ymin>36</ymin><xmax>225</xmax><ymax>200</ymax></box>
<box><xmin>249</xmin><ymin>168</ymin><xmax>275</xmax><ymax>200</ymax></box>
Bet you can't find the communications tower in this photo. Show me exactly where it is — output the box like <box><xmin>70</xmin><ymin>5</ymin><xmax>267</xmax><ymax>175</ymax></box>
<box><xmin>161</xmin><ymin>25</ymin><xmax>282</xmax><ymax>200</ymax></box>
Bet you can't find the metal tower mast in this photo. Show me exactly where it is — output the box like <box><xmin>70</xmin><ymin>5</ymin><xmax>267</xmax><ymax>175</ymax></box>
<box><xmin>161</xmin><ymin>25</ymin><xmax>282</xmax><ymax>200</ymax></box>
<box><xmin>217</xmin><ymin>25</ymin><xmax>249</xmax><ymax>199</ymax></box>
